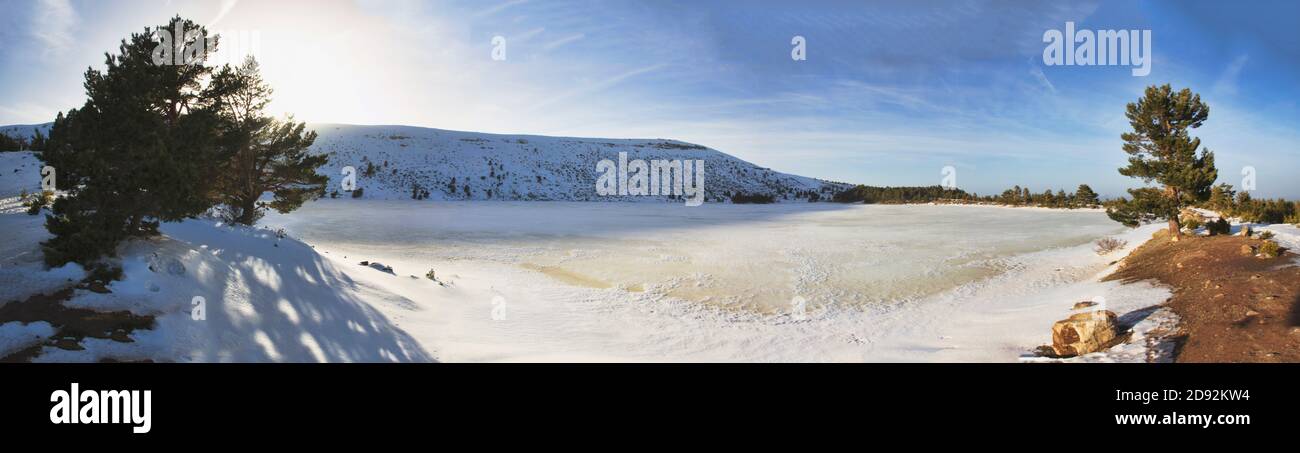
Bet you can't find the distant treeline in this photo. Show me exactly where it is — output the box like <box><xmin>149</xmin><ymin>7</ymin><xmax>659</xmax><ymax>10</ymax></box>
<box><xmin>0</xmin><ymin>129</ymin><xmax>46</xmax><ymax>152</ymax></box>
<box><xmin>1202</xmin><ymin>183</ymin><xmax>1300</xmax><ymax>224</ymax></box>
<box><xmin>832</xmin><ymin>184</ymin><xmax>1102</xmax><ymax>209</ymax></box>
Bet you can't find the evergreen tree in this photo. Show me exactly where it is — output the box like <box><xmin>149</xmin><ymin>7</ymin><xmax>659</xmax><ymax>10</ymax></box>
<box><xmin>1106</xmin><ymin>85</ymin><xmax>1218</xmax><ymax>241</ymax></box>
<box><xmin>0</xmin><ymin>133</ymin><xmax>21</xmax><ymax>151</ymax></box>
<box><xmin>208</xmin><ymin>56</ymin><xmax>327</xmax><ymax>225</ymax></box>
<box><xmin>29</xmin><ymin>128</ymin><xmax>47</xmax><ymax>151</ymax></box>
<box><xmin>41</xmin><ymin>16</ymin><xmax>226</xmax><ymax>266</ymax></box>
<box><xmin>1075</xmin><ymin>184</ymin><xmax>1099</xmax><ymax>207</ymax></box>
<box><xmin>1205</xmin><ymin>183</ymin><xmax>1235</xmax><ymax>214</ymax></box>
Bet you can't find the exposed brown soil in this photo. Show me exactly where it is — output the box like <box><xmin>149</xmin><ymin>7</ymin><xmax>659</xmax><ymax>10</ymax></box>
<box><xmin>0</xmin><ymin>284</ymin><xmax>155</xmax><ymax>362</ymax></box>
<box><xmin>1105</xmin><ymin>232</ymin><xmax>1300</xmax><ymax>362</ymax></box>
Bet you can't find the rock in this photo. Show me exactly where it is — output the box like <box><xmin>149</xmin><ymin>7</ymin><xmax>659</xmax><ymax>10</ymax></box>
<box><xmin>86</xmin><ymin>281</ymin><xmax>111</xmax><ymax>294</ymax></box>
<box><xmin>425</xmin><ymin>269</ymin><xmax>437</xmax><ymax>281</ymax></box>
<box><xmin>1239</xmin><ymin>225</ymin><xmax>1252</xmax><ymax>237</ymax></box>
<box><xmin>366</xmin><ymin>262</ymin><xmax>395</xmax><ymax>274</ymax></box>
<box><xmin>1241</xmin><ymin>245</ymin><xmax>1256</xmax><ymax>256</ymax></box>
<box><xmin>1051</xmin><ymin>310</ymin><xmax>1118</xmax><ymax>357</ymax></box>
<box><xmin>1072</xmin><ymin>301</ymin><xmax>1097</xmax><ymax>310</ymax></box>
<box><xmin>147</xmin><ymin>252</ymin><xmax>186</xmax><ymax>276</ymax></box>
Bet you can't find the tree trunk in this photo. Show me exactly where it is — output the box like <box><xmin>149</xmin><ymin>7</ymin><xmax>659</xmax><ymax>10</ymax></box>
<box><xmin>1165</xmin><ymin>185</ymin><xmax>1182</xmax><ymax>242</ymax></box>
<box><xmin>235</xmin><ymin>197</ymin><xmax>258</xmax><ymax>225</ymax></box>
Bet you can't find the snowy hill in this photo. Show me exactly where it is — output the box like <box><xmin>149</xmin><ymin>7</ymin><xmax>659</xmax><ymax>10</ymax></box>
<box><xmin>1</xmin><ymin>122</ymin><xmax>847</xmax><ymax>202</ymax></box>
<box><xmin>307</xmin><ymin>124</ymin><xmax>847</xmax><ymax>202</ymax></box>
<box><xmin>0</xmin><ymin>123</ymin><xmax>51</xmax><ymax>141</ymax></box>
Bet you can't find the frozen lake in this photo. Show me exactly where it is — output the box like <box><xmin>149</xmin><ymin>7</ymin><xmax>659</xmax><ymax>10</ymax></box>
<box><xmin>264</xmin><ymin>200</ymin><xmax>1168</xmax><ymax>361</ymax></box>
<box><xmin>269</xmin><ymin>201</ymin><xmax>1122</xmax><ymax>312</ymax></box>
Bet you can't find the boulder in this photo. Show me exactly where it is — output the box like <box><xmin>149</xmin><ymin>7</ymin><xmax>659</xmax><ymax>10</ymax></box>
<box><xmin>1051</xmin><ymin>310</ymin><xmax>1118</xmax><ymax>357</ymax></box>
<box><xmin>147</xmin><ymin>252</ymin><xmax>186</xmax><ymax>276</ymax></box>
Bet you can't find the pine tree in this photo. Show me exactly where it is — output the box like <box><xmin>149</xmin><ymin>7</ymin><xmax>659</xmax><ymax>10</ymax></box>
<box><xmin>28</xmin><ymin>128</ymin><xmax>47</xmax><ymax>151</ymax></box>
<box><xmin>1075</xmin><ymin>184</ymin><xmax>1099</xmax><ymax>208</ymax></box>
<box><xmin>1205</xmin><ymin>183</ymin><xmax>1235</xmax><ymax>214</ymax></box>
<box><xmin>41</xmin><ymin>16</ymin><xmax>226</xmax><ymax>266</ymax></box>
<box><xmin>1106</xmin><ymin>85</ymin><xmax>1218</xmax><ymax>241</ymax></box>
<box><xmin>208</xmin><ymin>56</ymin><xmax>327</xmax><ymax>225</ymax></box>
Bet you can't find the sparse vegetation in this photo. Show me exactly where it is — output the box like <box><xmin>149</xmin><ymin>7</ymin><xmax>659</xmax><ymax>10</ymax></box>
<box><xmin>23</xmin><ymin>190</ymin><xmax>54</xmax><ymax>215</ymax></box>
<box><xmin>832</xmin><ymin>183</ymin><xmax>1104</xmax><ymax>209</ymax></box>
<box><xmin>1094</xmin><ymin>237</ymin><xmax>1127</xmax><ymax>255</ymax></box>
<box><xmin>1207</xmin><ymin>218</ymin><xmax>1231</xmax><ymax>236</ymax></box>
<box><xmin>1257</xmin><ymin>240</ymin><xmax>1281</xmax><ymax>258</ymax></box>
<box><xmin>729</xmin><ymin>192</ymin><xmax>775</xmax><ymax>204</ymax></box>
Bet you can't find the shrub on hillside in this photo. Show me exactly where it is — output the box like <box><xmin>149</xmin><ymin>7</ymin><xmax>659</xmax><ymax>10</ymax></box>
<box><xmin>1258</xmin><ymin>231</ymin><xmax>1275</xmax><ymax>240</ymax></box>
<box><xmin>23</xmin><ymin>190</ymin><xmax>54</xmax><ymax>215</ymax></box>
<box><xmin>730</xmin><ymin>193</ymin><xmax>775</xmax><ymax>204</ymax></box>
<box><xmin>1094</xmin><ymin>237</ymin><xmax>1127</xmax><ymax>255</ymax></box>
<box><xmin>1258</xmin><ymin>240</ymin><xmax>1281</xmax><ymax>258</ymax></box>
<box><xmin>1207</xmin><ymin>218</ymin><xmax>1231</xmax><ymax>236</ymax></box>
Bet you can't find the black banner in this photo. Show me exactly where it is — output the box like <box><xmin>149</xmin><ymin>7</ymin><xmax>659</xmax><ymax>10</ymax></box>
<box><xmin>1</xmin><ymin>363</ymin><xmax>1291</xmax><ymax>442</ymax></box>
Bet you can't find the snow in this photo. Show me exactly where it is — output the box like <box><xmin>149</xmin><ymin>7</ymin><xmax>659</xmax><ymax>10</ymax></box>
<box><xmin>0</xmin><ymin>155</ymin><xmax>85</xmax><ymax>304</ymax></box>
<box><xmin>0</xmin><ymin>151</ymin><xmax>44</xmax><ymax>196</ymax></box>
<box><xmin>261</xmin><ymin>200</ymin><xmax>1174</xmax><ymax>362</ymax></box>
<box><xmin>9</xmin><ymin>123</ymin><xmax>1290</xmax><ymax>362</ymax></box>
<box><xmin>306</xmin><ymin>124</ymin><xmax>846</xmax><ymax>202</ymax></box>
<box><xmin>1258</xmin><ymin>223</ymin><xmax>1300</xmax><ymax>264</ymax></box>
<box><xmin>36</xmin><ymin>220</ymin><xmax>433</xmax><ymax>362</ymax></box>
<box><xmin>0</xmin><ymin>321</ymin><xmax>55</xmax><ymax>357</ymax></box>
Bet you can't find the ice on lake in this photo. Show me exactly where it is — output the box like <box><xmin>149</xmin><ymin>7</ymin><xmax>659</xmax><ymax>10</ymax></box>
<box><xmin>268</xmin><ymin>200</ymin><xmax>1124</xmax><ymax>313</ymax></box>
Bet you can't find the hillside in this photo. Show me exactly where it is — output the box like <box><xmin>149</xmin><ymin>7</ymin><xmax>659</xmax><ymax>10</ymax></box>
<box><xmin>307</xmin><ymin>124</ymin><xmax>845</xmax><ymax>202</ymax></box>
<box><xmin>2</xmin><ymin>122</ymin><xmax>846</xmax><ymax>203</ymax></box>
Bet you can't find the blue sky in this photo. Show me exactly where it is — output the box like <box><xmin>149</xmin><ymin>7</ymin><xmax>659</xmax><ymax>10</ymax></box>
<box><xmin>2</xmin><ymin>0</ymin><xmax>1298</xmax><ymax>197</ymax></box>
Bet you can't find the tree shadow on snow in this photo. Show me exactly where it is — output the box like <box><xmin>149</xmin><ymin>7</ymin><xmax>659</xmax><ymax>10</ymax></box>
<box><xmin>160</xmin><ymin>221</ymin><xmax>435</xmax><ymax>363</ymax></box>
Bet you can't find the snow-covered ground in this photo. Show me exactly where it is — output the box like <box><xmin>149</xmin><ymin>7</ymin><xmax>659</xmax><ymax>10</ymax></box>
<box><xmin>1</xmin><ymin>151</ymin><xmax>432</xmax><ymax>361</ymax></box>
<box><xmin>31</xmin><ymin>220</ymin><xmax>433</xmax><ymax>362</ymax></box>
<box><xmin>254</xmin><ymin>200</ymin><xmax>1175</xmax><ymax>362</ymax></box>
<box><xmin>4</xmin><ymin>136</ymin><xmax>1295</xmax><ymax>362</ymax></box>
<box><xmin>0</xmin><ymin>152</ymin><xmax>83</xmax><ymax>305</ymax></box>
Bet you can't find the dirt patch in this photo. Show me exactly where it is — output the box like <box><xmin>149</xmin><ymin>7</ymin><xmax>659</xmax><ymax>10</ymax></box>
<box><xmin>0</xmin><ymin>285</ymin><xmax>155</xmax><ymax>362</ymax></box>
<box><xmin>1105</xmin><ymin>233</ymin><xmax>1300</xmax><ymax>362</ymax></box>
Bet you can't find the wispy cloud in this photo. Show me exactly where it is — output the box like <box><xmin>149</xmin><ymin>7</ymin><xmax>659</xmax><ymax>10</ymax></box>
<box><xmin>30</xmin><ymin>0</ymin><xmax>78</xmax><ymax>57</ymax></box>
<box><xmin>207</xmin><ymin>0</ymin><xmax>240</xmax><ymax>28</ymax></box>
<box><xmin>1030</xmin><ymin>66</ymin><xmax>1056</xmax><ymax>94</ymax></box>
<box><xmin>474</xmin><ymin>0</ymin><xmax>528</xmax><ymax>19</ymax></box>
<box><xmin>1213</xmin><ymin>54</ymin><xmax>1249</xmax><ymax>96</ymax></box>
<box><xmin>529</xmin><ymin>63</ymin><xmax>666</xmax><ymax>111</ymax></box>
<box><xmin>542</xmin><ymin>33</ymin><xmax>584</xmax><ymax>51</ymax></box>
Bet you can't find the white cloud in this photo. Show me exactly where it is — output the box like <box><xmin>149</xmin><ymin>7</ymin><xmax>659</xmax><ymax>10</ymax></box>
<box><xmin>542</xmin><ymin>33</ymin><xmax>584</xmax><ymax>51</ymax></box>
<box><xmin>528</xmin><ymin>63</ymin><xmax>666</xmax><ymax>111</ymax></box>
<box><xmin>474</xmin><ymin>0</ymin><xmax>528</xmax><ymax>19</ymax></box>
<box><xmin>30</xmin><ymin>0</ymin><xmax>78</xmax><ymax>57</ymax></box>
